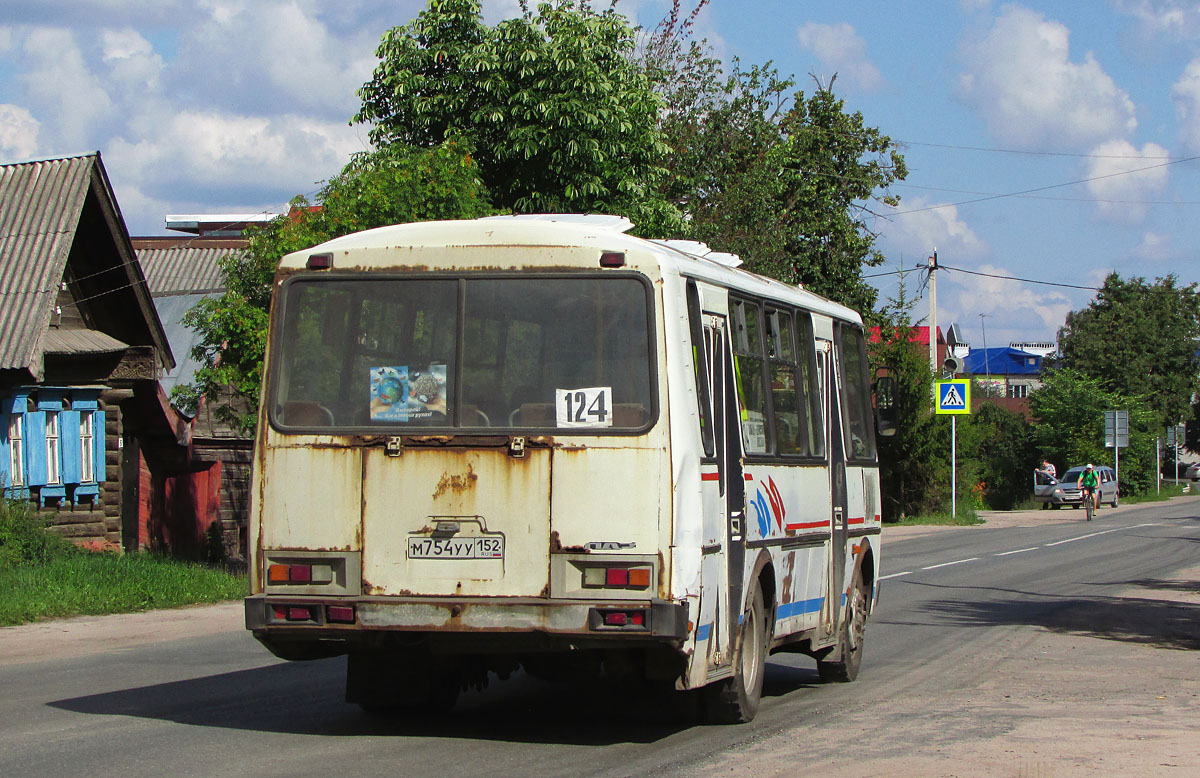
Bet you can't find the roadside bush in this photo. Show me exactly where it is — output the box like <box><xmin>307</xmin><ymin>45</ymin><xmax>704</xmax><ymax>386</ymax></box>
<box><xmin>0</xmin><ymin>498</ymin><xmax>76</xmax><ymax>567</ymax></box>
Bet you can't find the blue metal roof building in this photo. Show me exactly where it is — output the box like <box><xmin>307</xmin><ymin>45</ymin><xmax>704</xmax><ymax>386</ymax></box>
<box><xmin>963</xmin><ymin>346</ymin><xmax>1043</xmax><ymax>376</ymax></box>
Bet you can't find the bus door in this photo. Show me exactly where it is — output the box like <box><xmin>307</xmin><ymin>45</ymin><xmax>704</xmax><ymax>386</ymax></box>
<box><xmin>818</xmin><ymin>339</ymin><xmax>848</xmax><ymax>637</ymax></box>
<box><xmin>695</xmin><ymin>312</ymin><xmax>745</xmax><ymax>672</ymax></box>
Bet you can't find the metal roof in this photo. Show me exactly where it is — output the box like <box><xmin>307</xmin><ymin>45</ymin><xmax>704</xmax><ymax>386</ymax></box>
<box><xmin>153</xmin><ymin>292</ymin><xmax>210</xmax><ymax>403</ymax></box>
<box><xmin>0</xmin><ymin>153</ymin><xmax>173</xmax><ymax>377</ymax></box>
<box><xmin>0</xmin><ymin>155</ymin><xmax>91</xmax><ymax>371</ymax></box>
<box><xmin>137</xmin><ymin>245</ymin><xmax>233</xmax><ymax>295</ymax></box>
<box><xmin>964</xmin><ymin>346</ymin><xmax>1043</xmax><ymax>376</ymax></box>
<box><xmin>41</xmin><ymin>328</ymin><xmax>130</xmax><ymax>355</ymax></box>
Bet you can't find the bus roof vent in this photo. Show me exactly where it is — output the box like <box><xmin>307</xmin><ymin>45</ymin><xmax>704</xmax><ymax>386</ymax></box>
<box><xmin>652</xmin><ymin>239</ymin><xmax>744</xmax><ymax>269</ymax></box>
<box><xmin>480</xmin><ymin>214</ymin><xmax>635</xmax><ymax>233</ymax></box>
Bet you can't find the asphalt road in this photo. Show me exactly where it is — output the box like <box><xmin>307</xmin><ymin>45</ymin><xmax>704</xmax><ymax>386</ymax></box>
<box><xmin>2</xmin><ymin>498</ymin><xmax>1197</xmax><ymax>778</ymax></box>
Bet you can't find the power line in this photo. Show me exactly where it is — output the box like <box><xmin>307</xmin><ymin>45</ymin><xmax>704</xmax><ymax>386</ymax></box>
<box><xmin>888</xmin><ymin>155</ymin><xmax>1200</xmax><ymax>216</ymax></box>
<box><xmin>863</xmin><ymin>263</ymin><xmax>1101</xmax><ymax>292</ymax></box>
<box><xmin>939</xmin><ymin>263</ymin><xmax>1100</xmax><ymax>291</ymax></box>
<box><xmin>898</xmin><ymin>139</ymin><xmax>1177</xmax><ymax>160</ymax></box>
<box><xmin>894</xmin><ymin>182</ymin><xmax>1200</xmax><ymax>206</ymax></box>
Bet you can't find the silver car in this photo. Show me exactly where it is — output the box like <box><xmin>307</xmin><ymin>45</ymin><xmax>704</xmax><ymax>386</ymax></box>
<box><xmin>1033</xmin><ymin>466</ymin><xmax>1119</xmax><ymax>509</ymax></box>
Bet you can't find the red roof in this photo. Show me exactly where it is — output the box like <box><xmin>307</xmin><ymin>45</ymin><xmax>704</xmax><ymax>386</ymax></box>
<box><xmin>868</xmin><ymin>325</ymin><xmax>945</xmax><ymax>346</ymax></box>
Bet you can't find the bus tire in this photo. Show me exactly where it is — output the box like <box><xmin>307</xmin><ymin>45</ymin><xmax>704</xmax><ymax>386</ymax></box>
<box><xmin>818</xmin><ymin>571</ymin><xmax>868</xmax><ymax>683</ymax></box>
<box><xmin>704</xmin><ymin>585</ymin><xmax>768</xmax><ymax>724</ymax></box>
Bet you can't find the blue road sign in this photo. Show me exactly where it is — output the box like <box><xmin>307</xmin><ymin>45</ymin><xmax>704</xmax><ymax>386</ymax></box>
<box><xmin>936</xmin><ymin>380</ymin><xmax>971</xmax><ymax>415</ymax></box>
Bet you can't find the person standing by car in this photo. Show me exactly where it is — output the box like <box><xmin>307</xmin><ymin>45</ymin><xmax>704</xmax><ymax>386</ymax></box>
<box><xmin>1038</xmin><ymin>459</ymin><xmax>1056</xmax><ymax>479</ymax></box>
<box><xmin>1077</xmin><ymin>463</ymin><xmax>1100</xmax><ymax>513</ymax></box>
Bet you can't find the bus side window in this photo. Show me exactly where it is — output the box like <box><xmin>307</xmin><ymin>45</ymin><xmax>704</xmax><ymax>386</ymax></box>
<box><xmin>767</xmin><ymin>309</ymin><xmax>803</xmax><ymax>455</ymax></box>
<box><xmin>768</xmin><ymin>309</ymin><xmax>822</xmax><ymax>457</ymax></box>
<box><xmin>837</xmin><ymin>324</ymin><xmax>876</xmax><ymax>461</ymax></box>
<box><xmin>796</xmin><ymin>313</ymin><xmax>824</xmax><ymax>457</ymax></box>
<box><xmin>686</xmin><ymin>280</ymin><xmax>715</xmax><ymax>458</ymax></box>
<box><xmin>731</xmin><ymin>298</ymin><xmax>769</xmax><ymax>454</ymax></box>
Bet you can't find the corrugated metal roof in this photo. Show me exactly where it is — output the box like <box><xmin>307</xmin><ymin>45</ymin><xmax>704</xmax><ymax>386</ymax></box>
<box><xmin>964</xmin><ymin>347</ymin><xmax>1043</xmax><ymax>376</ymax></box>
<box><xmin>41</xmin><ymin>328</ymin><xmax>130</xmax><ymax>354</ymax></box>
<box><xmin>138</xmin><ymin>245</ymin><xmax>234</xmax><ymax>295</ymax></box>
<box><xmin>0</xmin><ymin>155</ymin><xmax>92</xmax><ymax>370</ymax></box>
<box><xmin>153</xmin><ymin>292</ymin><xmax>210</xmax><ymax>403</ymax></box>
<box><xmin>0</xmin><ymin>153</ymin><xmax>174</xmax><ymax>377</ymax></box>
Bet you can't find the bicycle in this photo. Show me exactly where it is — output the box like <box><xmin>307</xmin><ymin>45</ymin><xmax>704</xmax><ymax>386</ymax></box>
<box><xmin>1082</xmin><ymin>486</ymin><xmax>1095</xmax><ymax>521</ymax></box>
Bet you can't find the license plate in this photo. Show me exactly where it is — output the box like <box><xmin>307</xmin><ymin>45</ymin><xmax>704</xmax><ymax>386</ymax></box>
<box><xmin>407</xmin><ymin>535</ymin><xmax>505</xmax><ymax>560</ymax></box>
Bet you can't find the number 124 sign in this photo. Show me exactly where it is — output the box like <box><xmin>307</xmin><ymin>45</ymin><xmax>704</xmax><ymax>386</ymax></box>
<box><xmin>556</xmin><ymin>386</ymin><xmax>613</xmax><ymax>427</ymax></box>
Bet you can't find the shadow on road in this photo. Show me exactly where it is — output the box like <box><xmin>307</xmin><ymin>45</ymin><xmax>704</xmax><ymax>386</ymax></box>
<box><xmin>47</xmin><ymin>656</ymin><xmax>821</xmax><ymax>741</ymax></box>
<box><xmin>918</xmin><ymin>583</ymin><xmax>1200</xmax><ymax>651</ymax></box>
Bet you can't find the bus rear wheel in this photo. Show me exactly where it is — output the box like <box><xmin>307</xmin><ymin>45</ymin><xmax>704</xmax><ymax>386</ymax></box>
<box><xmin>818</xmin><ymin>571</ymin><xmax>868</xmax><ymax>683</ymax></box>
<box><xmin>705</xmin><ymin>585</ymin><xmax>768</xmax><ymax>724</ymax></box>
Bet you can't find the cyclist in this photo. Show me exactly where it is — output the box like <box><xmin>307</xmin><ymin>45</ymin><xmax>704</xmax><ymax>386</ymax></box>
<box><xmin>1077</xmin><ymin>463</ymin><xmax>1100</xmax><ymax>516</ymax></box>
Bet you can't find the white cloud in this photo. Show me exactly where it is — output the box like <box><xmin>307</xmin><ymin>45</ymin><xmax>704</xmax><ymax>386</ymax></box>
<box><xmin>100</xmin><ymin>28</ymin><xmax>164</xmax><ymax>98</ymax></box>
<box><xmin>943</xmin><ymin>264</ymin><xmax>1075</xmax><ymax>343</ymax></box>
<box><xmin>1113</xmin><ymin>0</ymin><xmax>1200</xmax><ymax>39</ymax></box>
<box><xmin>879</xmin><ymin>196</ymin><xmax>988</xmax><ymax>262</ymax></box>
<box><xmin>17</xmin><ymin>27</ymin><xmax>116</xmax><ymax>149</ymax></box>
<box><xmin>169</xmin><ymin>1</ymin><xmax>380</xmax><ymax>119</ymax></box>
<box><xmin>1083</xmin><ymin>140</ymin><xmax>1169</xmax><ymax>223</ymax></box>
<box><xmin>107</xmin><ymin>110</ymin><xmax>365</xmax><ymax>203</ymax></box>
<box><xmin>1172</xmin><ymin>58</ymin><xmax>1200</xmax><ymax>152</ymax></box>
<box><xmin>0</xmin><ymin>104</ymin><xmax>39</xmax><ymax>159</ymax></box>
<box><xmin>796</xmin><ymin>22</ymin><xmax>883</xmax><ymax>93</ymax></box>
<box><xmin>957</xmin><ymin>6</ymin><xmax>1137</xmax><ymax>147</ymax></box>
<box><xmin>1131</xmin><ymin>231</ymin><xmax>1171</xmax><ymax>261</ymax></box>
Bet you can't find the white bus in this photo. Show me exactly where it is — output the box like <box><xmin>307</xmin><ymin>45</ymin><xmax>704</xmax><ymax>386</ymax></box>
<box><xmin>245</xmin><ymin>215</ymin><xmax>892</xmax><ymax>723</ymax></box>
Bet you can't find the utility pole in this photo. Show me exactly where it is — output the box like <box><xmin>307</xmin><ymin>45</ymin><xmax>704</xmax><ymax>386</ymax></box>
<box><xmin>979</xmin><ymin>313</ymin><xmax>990</xmax><ymax>397</ymax></box>
<box><xmin>928</xmin><ymin>250</ymin><xmax>938</xmax><ymax>375</ymax></box>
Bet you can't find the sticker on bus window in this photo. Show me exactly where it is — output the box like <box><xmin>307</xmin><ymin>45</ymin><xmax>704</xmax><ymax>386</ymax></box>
<box><xmin>369</xmin><ymin>364</ymin><xmax>447</xmax><ymax>422</ymax></box>
<box><xmin>556</xmin><ymin>386</ymin><xmax>613</xmax><ymax>427</ymax></box>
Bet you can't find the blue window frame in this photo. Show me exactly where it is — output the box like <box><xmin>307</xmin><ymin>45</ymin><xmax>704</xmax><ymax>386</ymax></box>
<box><xmin>1</xmin><ymin>387</ymin><xmax>105</xmax><ymax>503</ymax></box>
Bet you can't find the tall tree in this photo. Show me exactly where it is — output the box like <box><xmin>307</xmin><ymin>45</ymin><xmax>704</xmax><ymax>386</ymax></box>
<box><xmin>354</xmin><ymin>0</ymin><xmax>678</xmax><ymax>231</ymax></box>
<box><xmin>1029</xmin><ymin>368</ymin><xmax>1159</xmax><ymax>495</ymax></box>
<box><xmin>642</xmin><ymin>12</ymin><xmax>906</xmax><ymax>314</ymax></box>
<box><xmin>174</xmin><ymin>143</ymin><xmax>494</xmax><ymax>433</ymax></box>
<box><xmin>1058</xmin><ymin>273</ymin><xmax>1200</xmax><ymax>426</ymax></box>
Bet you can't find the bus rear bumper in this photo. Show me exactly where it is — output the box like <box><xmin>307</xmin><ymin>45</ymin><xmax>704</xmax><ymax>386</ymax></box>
<box><xmin>245</xmin><ymin>594</ymin><xmax>690</xmax><ymax>642</ymax></box>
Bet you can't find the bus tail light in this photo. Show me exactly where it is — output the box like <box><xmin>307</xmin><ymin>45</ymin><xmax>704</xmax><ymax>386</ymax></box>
<box><xmin>327</xmin><ymin>605</ymin><xmax>356</xmax><ymax>624</ymax></box>
<box><xmin>267</xmin><ymin>563</ymin><xmax>334</xmax><ymax>585</ymax></box>
<box><xmin>593</xmin><ymin>608</ymin><xmax>649</xmax><ymax>630</ymax></box>
<box><xmin>273</xmin><ymin>605</ymin><xmax>316</xmax><ymax>622</ymax></box>
<box><xmin>582</xmin><ymin>564</ymin><xmax>652</xmax><ymax>590</ymax></box>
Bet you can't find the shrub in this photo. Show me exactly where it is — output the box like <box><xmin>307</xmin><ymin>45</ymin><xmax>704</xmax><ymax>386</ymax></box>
<box><xmin>0</xmin><ymin>498</ymin><xmax>76</xmax><ymax>567</ymax></box>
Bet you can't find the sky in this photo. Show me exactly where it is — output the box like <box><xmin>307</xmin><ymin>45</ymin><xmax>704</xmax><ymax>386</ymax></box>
<box><xmin>2</xmin><ymin>0</ymin><xmax>1199</xmax><ymax>349</ymax></box>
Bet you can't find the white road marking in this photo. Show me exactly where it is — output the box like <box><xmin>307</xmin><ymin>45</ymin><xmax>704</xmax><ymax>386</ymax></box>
<box><xmin>921</xmin><ymin>557</ymin><xmax>979</xmax><ymax>570</ymax></box>
<box><xmin>1043</xmin><ymin>523</ymin><xmax>1160</xmax><ymax>547</ymax></box>
<box><xmin>995</xmin><ymin>547</ymin><xmax>1039</xmax><ymax>556</ymax></box>
<box><xmin>879</xmin><ymin>571</ymin><xmax>912</xmax><ymax>580</ymax></box>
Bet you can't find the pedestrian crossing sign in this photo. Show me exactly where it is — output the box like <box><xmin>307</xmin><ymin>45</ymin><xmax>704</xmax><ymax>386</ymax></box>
<box><xmin>936</xmin><ymin>379</ymin><xmax>971</xmax><ymax>415</ymax></box>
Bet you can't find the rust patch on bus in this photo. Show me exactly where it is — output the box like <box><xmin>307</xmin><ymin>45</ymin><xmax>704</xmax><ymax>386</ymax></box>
<box><xmin>549</xmin><ymin>530</ymin><xmax>588</xmax><ymax>553</ymax></box>
<box><xmin>433</xmin><ymin>463</ymin><xmax>478</xmax><ymax>498</ymax></box>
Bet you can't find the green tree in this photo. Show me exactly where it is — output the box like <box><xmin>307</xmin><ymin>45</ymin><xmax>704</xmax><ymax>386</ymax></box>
<box><xmin>174</xmin><ymin>143</ymin><xmax>494</xmax><ymax>433</ymax></box>
<box><xmin>1058</xmin><ymin>273</ymin><xmax>1200</xmax><ymax>426</ymax></box>
<box><xmin>644</xmin><ymin>16</ymin><xmax>907</xmax><ymax>314</ymax></box>
<box><xmin>1029</xmin><ymin>368</ymin><xmax>1159</xmax><ymax>496</ymax></box>
<box><xmin>958</xmin><ymin>403</ymin><xmax>1037</xmax><ymax>510</ymax></box>
<box><xmin>354</xmin><ymin>0</ymin><xmax>677</xmax><ymax>231</ymax></box>
<box><xmin>871</xmin><ymin>315</ymin><xmax>946</xmax><ymax>520</ymax></box>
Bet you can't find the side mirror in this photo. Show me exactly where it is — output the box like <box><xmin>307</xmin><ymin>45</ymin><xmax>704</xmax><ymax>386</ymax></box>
<box><xmin>873</xmin><ymin>374</ymin><xmax>898</xmax><ymax>438</ymax></box>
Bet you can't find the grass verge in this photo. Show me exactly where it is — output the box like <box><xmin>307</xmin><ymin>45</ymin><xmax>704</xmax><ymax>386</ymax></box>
<box><xmin>1</xmin><ymin>498</ymin><xmax>245</xmax><ymax>627</ymax></box>
<box><xmin>887</xmin><ymin>509</ymin><xmax>984</xmax><ymax>527</ymax></box>
<box><xmin>0</xmin><ymin>553</ymin><xmax>246</xmax><ymax>627</ymax></box>
<box><xmin>1121</xmin><ymin>482</ymin><xmax>1192</xmax><ymax>505</ymax></box>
